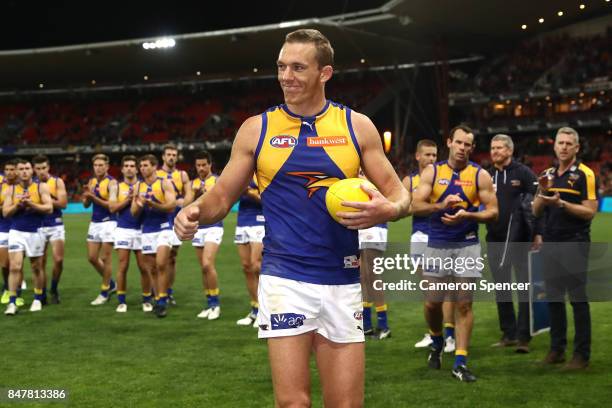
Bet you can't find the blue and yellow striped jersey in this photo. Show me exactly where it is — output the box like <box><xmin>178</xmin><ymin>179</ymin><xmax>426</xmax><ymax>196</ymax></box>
<box><xmin>11</xmin><ymin>182</ymin><xmax>44</xmax><ymax>232</ymax></box>
<box><xmin>116</xmin><ymin>181</ymin><xmax>142</xmax><ymax>230</ymax></box>
<box><xmin>0</xmin><ymin>182</ymin><xmax>12</xmax><ymax>232</ymax></box>
<box><xmin>88</xmin><ymin>175</ymin><xmax>115</xmax><ymax>223</ymax></box>
<box><xmin>237</xmin><ymin>174</ymin><xmax>264</xmax><ymax>227</ymax></box>
<box><xmin>42</xmin><ymin>176</ymin><xmax>63</xmax><ymax>227</ymax></box>
<box><xmin>192</xmin><ymin>174</ymin><xmax>223</xmax><ymax>229</ymax></box>
<box><xmin>409</xmin><ymin>172</ymin><xmax>429</xmax><ymax>235</ymax></box>
<box><xmin>138</xmin><ymin>178</ymin><xmax>171</xmax><ymax>233</ymax></box>
<box><xmin>156</xmin><ymin>168</ymin><xmax>184</xmax><ymax>198</ymax></box>
<box><xmin>428</xmin><ymin>160</ymin><xmax>482</xmax><ymax>247</ymax></box>
<box><xmin>255</xmin><ymin>100</ymin><xmax>361</xmax><ymax>285</ymax></box>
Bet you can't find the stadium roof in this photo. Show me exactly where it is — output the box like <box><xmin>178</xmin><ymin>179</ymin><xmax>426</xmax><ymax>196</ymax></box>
<box><xmin>0</xmin><ymin>0</ymin><xmax>610</xmax><ymax>92</ymax></box>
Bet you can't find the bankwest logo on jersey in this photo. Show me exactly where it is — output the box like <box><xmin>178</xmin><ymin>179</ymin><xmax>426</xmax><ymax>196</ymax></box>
<box><xmin>454</xmin><ymin>180</ymin><xmax>473</xmax><ymax>187</ymax></box>
<box><xmin>286</xmin><ymin>171</ymin><xmax>339</xmax><ymax>198</ymax></box>
<box><xmin>270</xmin><ymin>135</ymin><xmax>297</xmax><ymax>148</ymax></box>
<box><xmin>271</xmin><ymin>313</ymin><xmax>306</xmax><ymax>330</ymax></box>
<box><xmin>307</xmin><ymin>136</ymin><xmax>347</xmax><ymax>147</ymax></box>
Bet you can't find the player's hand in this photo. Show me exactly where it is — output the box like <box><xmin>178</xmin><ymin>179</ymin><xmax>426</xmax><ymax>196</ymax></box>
<box><xmin>174</xmin><ymin>205</ymin><xmax>200</xmax><ymax>240</ymax></box>
<box><xmin>441</xmin><ymin>194</ymin><xmax>463</xmax><ymax>209</ymax></box>
<box><xmin>538</xmin><ymin>174</ymin><xmax>553</xmax><ymax>193</ymax></box>
<box><xmin>144</xmin><ymin>198</ymin><xmax>154</xmax><ymax>208</ymax></box>
<box><xmin>441</xmin><ymin>209</ymin><xmax>467</xmax><ymax>226</ymax></box>
<box><xmin>135</xmin><ymin>195</ymin><xmax>145</xmax><ymax>208</ymax></box>
<box><xmin>531</xmin><ymin>234</ymin><xmax>543</xmax><ymax>251</ymax></box>
<box><xmin>336</xmin><ymin>183</ymin><xmax>397</xmax><ymax>230</ymax></box>
<box><xmin>537</xmin><ymin>191</ymin><xmax>560</xmax><ymax>207</ymax></box>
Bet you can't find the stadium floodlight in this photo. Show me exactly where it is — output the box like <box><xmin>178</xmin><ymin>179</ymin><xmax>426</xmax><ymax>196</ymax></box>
<box><xmin>538</xmin><ymin>18</ymin><xmax>544</xmax><ymax>23</ymax></box>
<box><xmin>557</xmin><ymin>11</ymin><xmax>564</xmax><ymax>16</ymax></box>
<box><xmin>579</xmin><ymin>4</ymin><xmax>585</xmax><ymax>10</ymax></box>
<box><xmin>383</xmin><ymin>131</ymin><xmax>392</xmax><ymax>153</ymax></box>
<box><xmin>142</xmin><ymin>38</ymin><xmax>176</xmax><ymax>50</ymax></box>
<box><xmin>521</xmin><ymin>24</ymin><xmax>527</xmax><ymax>30</ymax></box>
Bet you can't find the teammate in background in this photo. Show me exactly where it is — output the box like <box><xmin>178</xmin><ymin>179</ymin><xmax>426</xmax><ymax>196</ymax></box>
<box><xmin>358</xmin><ymin>170</ymin><xmax>391</xmax><ymax>340</ymax></box>
<box><xmin>174</xmin><ymin>29</ymin><xmax>410</xmax><ymax>406</ymax></box>
<box><xmin>234</xmin><ymin>174</ymin><xmax>265</xmax><ymax>327</ymax></box>
<box><xmin>1</xmin><ymin>159</ymin><xmax>19</xmax><ymax>305</ymax></box>
<box><xmin>403</xmin><ymin>140</ymin><xmax>456</xmax><ymax>353</ymax></box>
<box><xmin>83</xmin><ymin>154</ymin><xmax>117</xmax><ymax>306</ymax></box>
<box><xmin>3</xmin><ymin>159</ymin><xmax>53</xmax><ymax>315</ymax></box>
<box><xmin>156</xmin><ymin>144</ymin><xmax>193</xmax><ymax>305</ymax></box>
<box><xmin>188</xmin><ymin>151</ymin><xmax>223</xmax><ymax>320</ymax></box>
<box><xmin>108</xmin><ymin>155</ymin><xmax>152</xmax><ymax>313</ymax></box>
<box><xmin>33</xmin><ymin>155</ymin><xmax>67</xmax><ymax>304</ymax></box>
<box><xmin>132</xmin><ymin>154</ymin><xmax>176</xmax><ymax>318</ymax></box>
<box><xmin>411</xmin><ymin>125</ymin><xmax>498</xmax><ymax>382</ymax></box>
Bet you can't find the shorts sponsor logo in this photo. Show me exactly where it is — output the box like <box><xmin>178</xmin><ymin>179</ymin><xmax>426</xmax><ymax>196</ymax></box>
<box><xmin>306</xmin><ymin>136</ymin><xmax>347</xmax><ymax>147</ymax></box>
<box><xmin>9</xmin><ymin>245</ymin><xmax>20</xmax><ymax>250</ymax></box>
<box><xmin>87</xmin><ymin>234</ymin><xmax>94</xmax><ymax>239</ymax></box>
<box><xmin>0</xmin><ymin>240</ymin><xmax>7</xmax><ymax>245</ymax></box>
<box><xmin>117</xmin><ymin>241</ymin><xmax>129</xmax><ymax>246</ymax></box>
<box><xmin>344</xmin><ymin>255</ymin><xmax>359</xmax><ymax>268</ymax></box>
<box><xmin>259</xmin><ymin>324</ymin><xmax>269</xmax><ymax>331</ymax></box>
<box><xmin>143</xmin><ymin>245</ymin><xmax>153</xmax><ymax>251</ymax></box>
<box><xmin>234</xmin><ymin>234</ymin><xmax>243</xmax><ymax>241</ymax></box>
<box><xmin>453</xmin><ymin>180</ymin><xmax>473</xmax><ymax>187</ymax></box>
<box><xmin>270</xmin><ymin>135</ymin><xmax>297</xmax><ymax>148</ymax></box>
<box><xmin>271</xmin><ymin>313</ymin><xmax>306</xmax><ymax>330</ymax></box>
<box><xmin>438</xmin><ymin>179</ymin><xmax>450</xmax><ymax>185</ymax></box>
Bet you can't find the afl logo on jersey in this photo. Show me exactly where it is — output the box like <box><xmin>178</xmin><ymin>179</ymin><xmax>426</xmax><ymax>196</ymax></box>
<box><xmin>438</xmin><ymin>179</ymin><xmax>450</xmax><ymax>185</ymax></box>
<box><xmin>270</xmin><ymin>135</ymin><xmax>297</xmax><ymax>148</ymax></box>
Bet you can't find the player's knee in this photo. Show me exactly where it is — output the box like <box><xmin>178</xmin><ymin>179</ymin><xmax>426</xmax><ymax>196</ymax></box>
<box><xmin>424</xmin><ymin>300</ymin><xmax>442</xmax><ymax>313</ymax></box>
<box><xmin>456</xmin><ymin>301</ymin><xmax>472</xmax><ymax>316</ymax></box>
<box><xmin>241</xmin><ymin>260</ymin><xmax>253</xmax><ymax>274</ymax></box>
<box><xmin>275</xmin><ymin>392</ymin><xmax>311</xmax><ymax>408</ymax></box>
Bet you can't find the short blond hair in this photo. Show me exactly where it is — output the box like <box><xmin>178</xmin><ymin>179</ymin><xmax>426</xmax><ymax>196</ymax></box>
<box><xmin>92</xmin><ymin>154</ymin><xmax>109</xmax><ymax>163</ymax></box>
<box><xmin>285</xmin><ymin>29</ymin><xmax>334</xmax><ymax>67</ymax></box>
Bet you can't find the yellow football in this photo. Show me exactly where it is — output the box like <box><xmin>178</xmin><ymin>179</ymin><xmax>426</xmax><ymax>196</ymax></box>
<box><xmin>325</xmin><ymin>178</ymin><xmax>376</xmax><ymax>223</ymax></box>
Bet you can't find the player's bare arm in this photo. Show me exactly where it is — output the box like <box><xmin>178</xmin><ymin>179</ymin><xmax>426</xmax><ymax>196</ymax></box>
<box><xmin>2</xmin><ymin>186</ymin><xmax>18</xmax><ymax>218</ymax></box>
<box><xmin>108</xmin><ymin>180</ymin><xmax>128</xmax><ymax>213</ymax></box>
<box><xmin>174</xmin><ymin>115</ymin><xmax>260</xmax><ymax>240</ymax></box>
<box><xmin>336</xmin><ymin>111</ymin><xmax>410</xmax><ymax>229</ymax></box>
<box><xmin>181</xmin><ymin>170</ymin><xmax>194</xmax><ymax>206</ymax></box>
<box><xmin>27</xmin><ymin>183</ymin><xmax>53</xmax><ymax>214</ymax></box>
<box><xmin>54</xmin><ymin>178</ymin><xmax>68</xmax><ymax>210</ymax></box>
<box><xmin>146</xmin><ymin>179</ymin><xmax>176</xmax><ymax>213</ymax></box>
<box><xmin>410</xmin><ymin>165</ymin><xmax>462</xmax><ymax>216</ymax></box>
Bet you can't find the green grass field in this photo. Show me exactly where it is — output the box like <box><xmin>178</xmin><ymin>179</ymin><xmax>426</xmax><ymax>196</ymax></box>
<box><xmin>3</xmin><ymin>213</ymin><xmax>612</xmax><ymax>407</ymax></box>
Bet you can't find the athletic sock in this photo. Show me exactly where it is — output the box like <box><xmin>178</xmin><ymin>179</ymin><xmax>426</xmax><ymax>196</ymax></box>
<box><xmin>117</xmin><ymin>291</ymin><xmax>126</xmax><ymax>304</ymax></box>
<box><xmin>208</xmin><ymin>288</ymin><xmax>220</xmax><ymax>307</ymax></box>
<box><xmin>142</xmin><ymin>292</ymin><xmax>152</xmax><ymax>304</ymax></box>
<box><xmin>454</xmin><ymin>350</ymin><xmax>468</xmax><ymax>368</ymax></box>
<box><xmin>376</xmin><ymin>304</ymin><xmax>389</xmax><ymax>330</ymax></box>
<box><xmin>34</xmin><ymin>288</ymin><xmax>44</xmax><ymax>301</ymax></box>
<box><xmin>157</xmin><ymin>293</ymin><xmax>168</xmax><ymax>306</ymax></box>
<box><xmin>430</xmin><ymin>330</ymin><xmax>444</xmax><ymax>351</ymax></box>
<box><xmin>9</xmin><ymin>291</ymin><xmax>16</xmax><ymax>304</ymax></box>
<box><xmin>51</xmin><ymin>279</ymin><xmax>59</xmax><ymax>294</ymax></box>
<box><xmin>109</xmin><ymin>279</ymin><xmax>116</xmax><ymax>291</ymax></box>
<box><xmin>167</xmin><ymin>287</ymin><xmax>174</xmax><ymax>297</ymax></box>
<box><xmin>444</xmin><ymin>323</ymin><xmax>455</xmax><ymax>339</ymax></box>
<box><xmin>100</xmin><ymin>284</ymin><xmax>110</xmax><ymax>297</ymax></box>
<box><xmin>363</xmin><ymin>302</ymin><xmax>373</xmax><ymax>332</ymax></box>
<box><xmin>250</xmin><ymin>300</ymin><xmax>259</xmax><ymax>316</ymax></box>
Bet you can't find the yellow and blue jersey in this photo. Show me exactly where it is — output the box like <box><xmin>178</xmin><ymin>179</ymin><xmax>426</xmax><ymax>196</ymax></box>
<box><xmin>255</xmin><ymin>100</ymin><xmax>361</xmax><ymax>285</ymax></box>
<box><xmin>116</xmin><ymin>181</ymin><xmax>142</xmax><ymax>230</ymax></box>
<box><xmin>429</xmin><ymin>160</ymin><xmax>482</xmax><ymax>247</ymax></box>
<box><xmin>409</xmin><ymin>172</ymin><xmax>429</xmax><ymax>235</ymax></box>
<box><xmin>42</xmin><ymin>176</ymin><xmax>63</xmax><ymax>227</ymax></box>
<box><xmin>192</xmin><ymin>174</ymin><xmax>223</xmax><ymax>229</ymax></box>
<box><xmin>237</xmin><ymin>175</ymin><xmax>264</xmax><ymax>227</ymax></box>
<box><xmin>88</xmin><ymin>176</ymin><xmax>115</xmax><ymax>223</ymax></box>
<box><xmin>157</xmin><ymin>168</ymin><xmax>184</xmax><ymax>221</ymax></box>
<box><xmin>0</xmin><ymin>181</ymin><xmax>12</xmax><ymax>232</ymax></box>
<box><xmin>138</xmin><ymin>178</ymin><xmax>171</xmax><ymax>233</ymax></box>
<box><xmin>11</xmin><ymin>182</ymin><xmax>44</xmax><ymax>232</ymax></box>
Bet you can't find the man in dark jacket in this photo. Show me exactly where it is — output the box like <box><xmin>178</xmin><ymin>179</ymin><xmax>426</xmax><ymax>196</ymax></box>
<box><xmin>487</xmin><ymin>134</ymin><xmax>543</xmax><ymax>353</ymax></box>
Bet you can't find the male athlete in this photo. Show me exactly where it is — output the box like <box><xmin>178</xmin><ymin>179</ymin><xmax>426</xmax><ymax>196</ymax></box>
<box><xmin>132</xmin><ymin>154</ymin><xmax>176</xmax><ymax>318</ymax></box>
<box><xmin>188</xmin><ymin>151</ymin><xmax>224</xmax><ymax>320</ymax></box>
<box><xmin>1</xmin><ymin>159</ymin><xmax>19</xmax><ymax>305</ymax></box>
<box><xmin>3</xmin><ymin>159</ymin><xmax>53</xmax><ymax>315</ymax></box>
<box><xmin>234</xmin><ymin>173</ymin><xmax>265</xmax><ymax>327</ymax></box>
<box><xmin>404</xmin><ymin>140</ymin><xmax>456</xmax><ymax>353</ymax></box>
<box><xmin>156</xmin><ymin>144</ymin><xmax>192</xmax><ymax>305</ymax></box>
<box><xmin>175</xmin><ymin>29</ymin><xmax>409</xmax><ymax>406</ymax></box>
<box><xmin>83</xmin><ymin>154</ymin><xmax>117</xmax><ymax>305</ymax></box>
<box><xmin>109</xmin><ymin>155</ymin><xmax>152</xmax><ymax>313</ymax></box>
<box><xmin>411</xmin><ymin>125</ymin><xmax>498</xmax><ymax>382</ymax></box>
<box><xmin>33</xmin><ymin>155</ymin><xmax>67</xmax><ymax>304</ymax></box>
